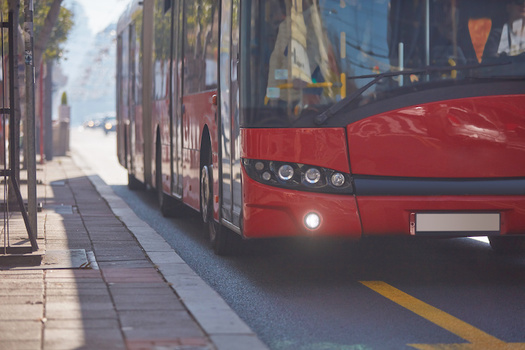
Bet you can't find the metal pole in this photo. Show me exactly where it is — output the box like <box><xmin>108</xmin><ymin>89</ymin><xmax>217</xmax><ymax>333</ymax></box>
<box><xmin>24</xmin><ymin>0</ymin><xmax>38</xmax><ymax>243</ymax></box>
<box><xmin>44</xmin><ymin>61</ymin><xmax>53</xmax><ymax>161</ymax></box>
<box><xmin>39</xmin><ymin>60</ymin><xmax>44</xmax><ymax>164</ymax></box>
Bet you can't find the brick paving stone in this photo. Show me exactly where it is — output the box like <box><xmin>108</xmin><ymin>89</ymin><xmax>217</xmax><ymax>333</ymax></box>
<box><xmin>119</xmin><ymin>310</ymin><xmax>206</xmax><ymax>339</ymax></box>
<box><xmin>45</xmin><ymin>287</ymin><xmax>109</xmax><ymax>297</ymax></box>
<box><xmin>89</xmin><ymin>234</ymin><xmax>137</xmax><ymax>242</ymax></box>
<box><xmin>94</xmin><ymin>250</ymin><xmax>148</xmax><ymax>261</ymax></box>
<box><xmin>98</xmin><ymin>260</ymin><xmax>153</xmax><ymax>269</ymax></box>
<box><xmin>45</xmin><ymin>281</ymin><xmax>108</xmax><ymax>290</ymax></box>
<box><xmin>44</xmin><ymin>328</ymin><xmax>126</xmax><ymax>350</ymax></box>
<box><xmin>1</xmin><ymin>339</ymin><xmax>42</xmax><ymax>350</ymax></box>
<box><xmin>102</xmin><ymin>267</ymin><xmax>165</xmax><ymax>283</ymax></box>
<box><xmin>0</xmin><ymin>279</ymin><xmax>44</xmax><ymax>291</ymax></box>
<box><xmin>0</xmin><ymin>304</ymin><xmax>44</xmax><ymax>321</ymax></box>
<box><xmin>109</xmin><ymin>286</ymin><xmax>181</xmax><ymax>297</ymax></box>
<box><xmin>0</xmin><ymin>295</ymin><xmax>44</xmax><ymax>304</ymax></box>
<box><xmin>108</xmin><ymin>282</ymin><xmax>174</xmax><ymax>291</ymax></box>
<box><xmin>45</xmin><ymin>302</ymin><xmax>118</xmax><ymax>320</ymax></box>
<box><xmin>0</xmin><ymin>320</ymin><xmax>42</xmax><ymax>339</ymax></box>
<box><xmin>112</xmin><ymin>297</ymin><xmax>185</xmax><ymax>312</ymax></box>
<box><xmin>92</xmin><ymin>241</ymin><xmax>145</xmax><ymax>251</ymax></box>
<box><xmin>45</xmin><ymin>294</ymin><xmax>113</xmax><ymax>304</ymax></box>
<box><xmin>126</xmin><ymin>339</ymin><xmax>212</xmax><ymax>350</ymax></box>
<box><xmin>46</xmin><ymin>269</ymin><xmax>100</xmax><ymax>277</ymax></box>
<box><xmin>45</xmin><ymin>318</ymin><xmax>121</xmax><ymax>329</ymax></box>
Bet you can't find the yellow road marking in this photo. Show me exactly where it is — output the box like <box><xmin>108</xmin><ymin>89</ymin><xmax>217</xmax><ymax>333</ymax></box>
<box><xmin>360</xmin><ymin>281</ymin><xmax>525</xmax><ymax>349</ymax></box>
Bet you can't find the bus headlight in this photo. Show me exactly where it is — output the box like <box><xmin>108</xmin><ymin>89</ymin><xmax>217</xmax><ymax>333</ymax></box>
<box><xmin>262</xmin><ymin>171</ymin><xmax>272</xmax><ymax>181</ymax></box>
<box><xmin>243</xmin><ymin>159</ymin><xmax>353</xmax><ymax>194</ymax></box>
<box><xmin>305</xmin><ymin>168</ymin><xmax>321</xmax><ymax>184</ymax></box>
<box><xmin>331</xmin><ymin>172</ymin><xmax>345</xmax><ymax>187</ymax></box>
<box><xmin>278</xmin><ymin>164</ymin><xmax>294</xmax><ymax>181</ymax></box>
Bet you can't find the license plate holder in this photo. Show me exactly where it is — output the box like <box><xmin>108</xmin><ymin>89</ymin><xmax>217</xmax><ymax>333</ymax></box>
<box><xmin>410</xmin><ymin>213</ymin><xmax>500</xmax><ymax>236</ymax></box>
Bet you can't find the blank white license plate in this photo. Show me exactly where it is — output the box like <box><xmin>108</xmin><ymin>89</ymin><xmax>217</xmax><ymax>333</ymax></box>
<box><xmin>414</xmin><ymin>213</ymin><xmax>500</xmax><ymax>235</ymax></box>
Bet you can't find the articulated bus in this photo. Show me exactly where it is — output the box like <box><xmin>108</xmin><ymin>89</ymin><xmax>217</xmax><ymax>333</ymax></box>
<box><xmin>116</xmin><ymin>0</ymin><xmax>525</xmax><ymax>255</ymax></box>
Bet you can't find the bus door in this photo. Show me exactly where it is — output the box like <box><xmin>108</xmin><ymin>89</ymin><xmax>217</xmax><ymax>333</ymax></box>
<box><xmin>171</xmin><ymin>0</ymin><xmax>183</xmax><ymax>198</ymax></box>
<box><xmin>219</xmin><ymin>0</ymin><xmax>242</xmax><ymax>230</ymax></box>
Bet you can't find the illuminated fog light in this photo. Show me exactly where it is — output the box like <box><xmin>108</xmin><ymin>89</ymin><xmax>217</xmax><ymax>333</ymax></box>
<box><xmin>331</xmin><ymin>172</ymin><xmax>345</xmax><ymax>187</ymax></box>
<box><xmin>278</xmin><ymin>164</ymin><xmax>294</xmax><ymax>181</ymax></box>
<box><xmin>304</xmin><ymin>212</ymin><xmax>321</xmax><ymax>230</ymax></box>
<box><xmin>305</xmin><ymin>168</ymin><xmax>321</xmax><ymax>184</ymax></box>
<box><xmin>262</xmin><ymin>172</ymin><xmax>272</xmax><ymax>181</ymax></box>
<box><xmin>255</xmin><ymin>161</ymin><xmax>265</xmax><ymax>171</ymax></box>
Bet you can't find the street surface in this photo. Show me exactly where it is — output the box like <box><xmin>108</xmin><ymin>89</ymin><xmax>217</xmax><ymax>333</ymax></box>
<box><xmin>71</xmin><ymin>128</ymin><xmax>525</xmax><ymax>350</ymax></box>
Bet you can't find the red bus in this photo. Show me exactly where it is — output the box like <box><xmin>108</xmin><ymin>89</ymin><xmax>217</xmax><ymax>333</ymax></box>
<box><xmin>116</xmin><ymin>0</ymin><xmax>525</xmax><ymax>255</ymax></box>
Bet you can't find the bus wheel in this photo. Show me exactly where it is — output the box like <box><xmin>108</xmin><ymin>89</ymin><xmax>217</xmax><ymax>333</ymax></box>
<box><xmin>200</xmin><ymin>155</ymin><xmax>238</xmax><ymax>255</ymax></box>
<box><xmin>489</xmin><ymin>236</ymin><xmax>525</xmax><ymax>254</ymax></box>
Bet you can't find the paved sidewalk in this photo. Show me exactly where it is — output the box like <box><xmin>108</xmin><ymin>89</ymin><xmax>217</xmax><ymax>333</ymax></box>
<box><xmin>0</xmin><ymin>156</ymin><xmax>267</xmax><ymax>350</ymax></box>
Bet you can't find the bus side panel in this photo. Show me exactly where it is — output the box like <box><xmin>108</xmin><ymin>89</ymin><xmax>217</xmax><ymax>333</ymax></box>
<box><xmin>182</xmin><ymin>91</ymin><xmax>218</xmax><ymax>211</ymax></box>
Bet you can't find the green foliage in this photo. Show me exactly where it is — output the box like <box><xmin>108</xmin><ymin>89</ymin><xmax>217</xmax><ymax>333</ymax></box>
<box><xmin>60</xmin><ymin>91</ymin><xmax>67</xmax><ymax>105</ymax></box>
<box><xmin>0</xmin><ymin>0</ymin><xmax>73</xmax><ymax>62</ymax></box>
<box><xmin>34</xmin><ymin>0</ymin><xmax>74</xmax><ymax>62</ymax></box>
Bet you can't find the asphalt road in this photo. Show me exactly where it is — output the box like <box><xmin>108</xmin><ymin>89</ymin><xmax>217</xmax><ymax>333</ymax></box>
<box><xmin>71</xmin><ymin>127</ymin><xmax>525</xmax><ymax>350</ymax></box>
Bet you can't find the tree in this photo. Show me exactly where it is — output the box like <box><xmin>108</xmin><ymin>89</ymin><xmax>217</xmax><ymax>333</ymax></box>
<box><xmin>33</xmin><ymin>0</ymin><xmax>73</xmax><ymax>69</ymax></box>
<box><xmin>60</xmin><ymin>91</ymin><xmax>67</xmax><ymax>105</ymax></box>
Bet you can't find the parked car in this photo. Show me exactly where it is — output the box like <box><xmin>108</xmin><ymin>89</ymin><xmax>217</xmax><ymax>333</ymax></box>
<box><xmin>103</xmin><ymin>116</ymin><xmax>117</xmax><ymax>134</ymax></box>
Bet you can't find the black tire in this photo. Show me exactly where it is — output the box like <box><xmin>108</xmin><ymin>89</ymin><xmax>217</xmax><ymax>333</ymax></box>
<box><xmin>200</xmin><ymin>148</ymin><xmax>240</xmax><ymax>255</ymax></box>
<box><xmin>128</xmin><ymin>173</ymin><xmax>144</xmax><ymax>190</ymax></box>
<box><xmin>489</xmin><ymin>236</ymin><xmax>525</xmax><ymax>254</ymax></box>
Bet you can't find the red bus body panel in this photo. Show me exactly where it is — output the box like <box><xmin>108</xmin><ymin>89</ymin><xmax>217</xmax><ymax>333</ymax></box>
<box><xmin>346</xmin><ymin>95</ymin><xmax>525</xmax><ymax>237</ymax></box>
<box><xmin>241</xmin><ymin>128</ymin><xmax>350</xmax><ymax>173</ymax></box>
<box><xmin>240</xmin><ymin>95</ymin><xmax>525</xmax><ymax>239</ymax></box>
<box><xmin>242</xmin><ymin>174</ymin><xmax>362</xmax><ymax>239</ymax></box>
<box><xmin>241</xmin><ymin>128</ymin><xmax>361</xmax><ymax>238</ymax></box>
<box><xmin>357</xmin><ymin>196</ymin><xmax>525</xmax><ymax>236</ymax></box>
<box><xmin>347</xmin><ymin>95</ymin><xmax>525</xmax><ymax>178</ymax></box>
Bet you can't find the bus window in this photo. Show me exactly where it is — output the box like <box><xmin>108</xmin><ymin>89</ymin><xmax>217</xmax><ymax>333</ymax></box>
<box><xmin>240</xmin><ymin>0</ymin><xmax>524</xmax><ymax>129</ymax></box>
<box><xmin>183</xmin><ymin>0</ymin><xmax>219</xmax><ymax>94</ymax></box>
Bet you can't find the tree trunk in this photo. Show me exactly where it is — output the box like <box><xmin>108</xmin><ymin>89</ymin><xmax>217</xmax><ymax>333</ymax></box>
<box><xmin>33</xmin><ymin>0</ymin><xmax>63</xmax><ymax>75</ymax></box>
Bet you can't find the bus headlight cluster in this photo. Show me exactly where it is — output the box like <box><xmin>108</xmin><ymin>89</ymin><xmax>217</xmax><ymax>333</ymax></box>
<box><xmin>243</xmin><ymin>159</ymin><xmax>353</xmax><ymax>194</ymax></box>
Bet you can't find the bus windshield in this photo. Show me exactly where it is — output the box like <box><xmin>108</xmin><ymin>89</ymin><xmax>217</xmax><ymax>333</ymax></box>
<box><xmin>240</xmin><ymin>0</ymin><xmax>525</xmax><ymax>128</ymax></box>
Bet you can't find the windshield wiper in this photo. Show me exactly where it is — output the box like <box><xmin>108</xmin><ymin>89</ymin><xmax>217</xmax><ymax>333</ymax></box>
<box><xmin>314</xmin><ymin>61</ymin><xmax>511</xmax><ymax>125</ymax></box>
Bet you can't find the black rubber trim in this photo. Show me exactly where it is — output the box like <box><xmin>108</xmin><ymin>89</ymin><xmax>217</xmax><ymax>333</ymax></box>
<box><xmin>353</xmin><ymin>176</ymin><xmax>525</xmax><ymax>196</ymax></box>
